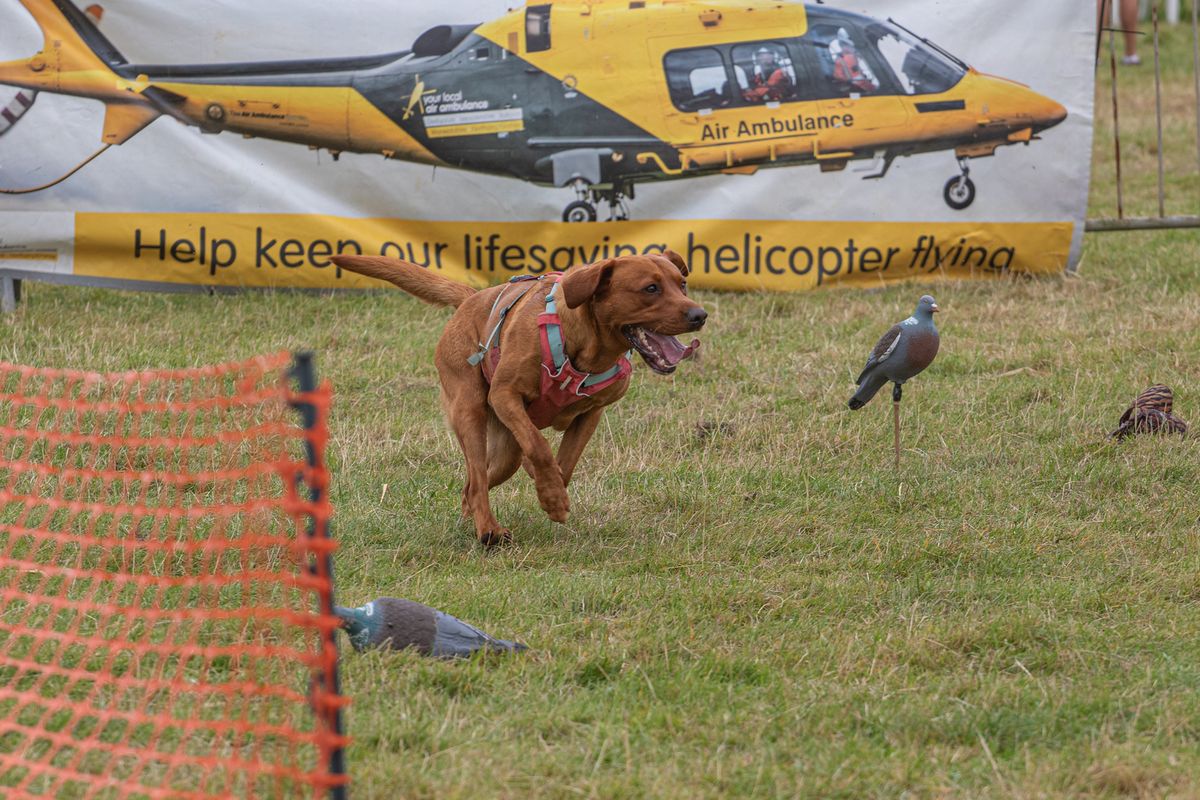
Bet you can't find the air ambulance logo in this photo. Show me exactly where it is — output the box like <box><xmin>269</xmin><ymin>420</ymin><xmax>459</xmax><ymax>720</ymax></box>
<box><xmin>402</xmin><ymin>75</ymin><xmax>435</xmax><ymax>120</ymax></box>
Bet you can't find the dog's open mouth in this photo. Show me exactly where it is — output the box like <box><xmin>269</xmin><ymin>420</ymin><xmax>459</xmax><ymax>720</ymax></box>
<box><xmin>622</xmin><ymin>325</ymin><xmax>700</xmax><ymax>375</ymax></box>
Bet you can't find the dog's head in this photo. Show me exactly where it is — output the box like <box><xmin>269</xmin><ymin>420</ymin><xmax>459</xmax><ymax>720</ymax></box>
<box><xmin>559</xmin><ymin>250</ymin><xmax>706</xmax><ymax>374</ymax></box>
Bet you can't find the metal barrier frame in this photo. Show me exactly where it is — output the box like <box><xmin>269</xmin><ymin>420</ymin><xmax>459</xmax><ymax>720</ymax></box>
<box><xmin>1088</xmin><ymin>0</ymin><xmax>1200</xmax><ymax>232</ymax></box>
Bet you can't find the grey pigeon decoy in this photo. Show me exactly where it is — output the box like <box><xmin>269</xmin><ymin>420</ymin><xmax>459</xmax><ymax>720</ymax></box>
<box><xmin>849</xmin><ymin>295</ymin><xmax>940</xmax><ymax>410</ymax></box>
<box><xmin>1108</xmin><ymin>384</ymin><xmax>1187</xmax><ymax>439</ymax></box>
<box><xmin>334</xmin><ymin>597</ymin><xmax>527</xmax><ymax>658</ymax></box>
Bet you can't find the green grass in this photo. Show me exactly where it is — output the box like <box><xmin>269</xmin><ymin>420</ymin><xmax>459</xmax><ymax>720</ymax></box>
<box><xmin>9</xmin><ymin>232</ymin><xmax>1200</xmax><ymax>799</ymax></box>
<box><xmin>4</xmin><ymin>28</ymin><xmax>1200</xmax><ymax>800</ymax></box>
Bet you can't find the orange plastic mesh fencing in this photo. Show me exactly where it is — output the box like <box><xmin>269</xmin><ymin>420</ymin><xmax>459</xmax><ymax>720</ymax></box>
<box><xmin>0</xmin><ymin>352</ymin><xmax>348</xmax><ymax>799</ymax></box>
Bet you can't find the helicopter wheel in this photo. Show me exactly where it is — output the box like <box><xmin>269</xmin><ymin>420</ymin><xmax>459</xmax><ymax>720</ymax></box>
<box><xmin>563</xmin><ymin>200</ymin><xmax>597</xmax><ymax>223</ymax></box>
<box><xmin>943</xmin><ymin>175</ymin><xmax>976</xmax><ymax>210</ymax></box>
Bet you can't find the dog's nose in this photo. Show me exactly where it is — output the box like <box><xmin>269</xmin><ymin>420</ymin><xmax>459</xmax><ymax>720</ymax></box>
<box><xmin>686</xmin><ymin>307</ymin><xmax>708</xmax><ymax>329</ymax></box>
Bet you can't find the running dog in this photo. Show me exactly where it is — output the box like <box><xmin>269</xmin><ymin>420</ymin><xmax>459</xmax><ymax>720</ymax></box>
<box><xmin>331</xmin><ymin>252</ymin><xmax>707</xmax><ymax>546</ymax></box>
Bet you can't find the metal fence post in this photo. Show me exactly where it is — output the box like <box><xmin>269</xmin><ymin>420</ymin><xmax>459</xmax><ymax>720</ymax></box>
<box><xmin>1</xmin><ymin>276</ymin><xmax>19</xmax><ymax>314</ymax></box>
<box><xmin>290</xmin><ymin>351</ymin><xmax>349</xmax><ymax>800</ymax></box>
<box><xmin>1088</xmin><ymin>0</ymin><xmax>1200</xmax><ymax>232</ymax></box>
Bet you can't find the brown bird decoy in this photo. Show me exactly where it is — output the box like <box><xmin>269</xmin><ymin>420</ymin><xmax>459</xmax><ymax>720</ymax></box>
<box><xmin>1109</xmin><ymin>385</ymin><xmax>1188</xmax><ymax>440</ymax></box>
<box><xmin>1120</xmin><ymin>384</ymin><xmax>1173</xmax><ymax>419</ymax></box>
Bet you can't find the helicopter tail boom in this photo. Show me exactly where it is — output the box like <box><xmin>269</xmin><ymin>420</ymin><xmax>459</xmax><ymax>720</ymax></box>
<box><xmin>1</xmin><ymin>0</ymin><xmax>126</xmax><ymax>83</ymax></box>
<box><xmin>39</xmin><ymin>0</ymin><xmax>127</xmax><ymax>68</ymax></box>
<box><xmin>0</xmin><ymin>0</ymin><xmax>160</xmax><ymax>144</ymax></box>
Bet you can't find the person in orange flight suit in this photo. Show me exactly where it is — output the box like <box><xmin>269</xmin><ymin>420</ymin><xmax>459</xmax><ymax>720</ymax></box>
<box><xmin>831</xmin><ymin>29</ymin><xmax>878</xmax><ymax>94</ymax></box>
<box><xmin>743</xmin><ymin>47</ymin><xmax>794</xmax><ymax>102</ymax></box>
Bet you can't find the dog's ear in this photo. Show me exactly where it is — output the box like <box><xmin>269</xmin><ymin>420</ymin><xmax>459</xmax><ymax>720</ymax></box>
<box><xmin>661</xmin><ymin>249</ymin><xmax>689</xmax><ymax>277</ymax></box>
<box><xmin>561</xmin><ymin>259</ymin><xmax>615</xmax><ymax>308</ymax></box>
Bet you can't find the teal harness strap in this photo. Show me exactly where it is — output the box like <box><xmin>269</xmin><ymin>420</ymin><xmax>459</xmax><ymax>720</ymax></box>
<box><xmin>543</xmin><ymin>281</ymin><xmax>629</xmax><ymax>388</ymax></box>
<box><xmin>542</xmin><ymin>282</ymin><xmax>567</xmax><ymax>372</ymax></box>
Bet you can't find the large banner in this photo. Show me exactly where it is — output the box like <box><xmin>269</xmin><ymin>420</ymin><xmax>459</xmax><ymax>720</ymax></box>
<box><xmin>0</xmin><ymin>0</ymin><xmax>1095</xmax><ymax>292</ymax></box>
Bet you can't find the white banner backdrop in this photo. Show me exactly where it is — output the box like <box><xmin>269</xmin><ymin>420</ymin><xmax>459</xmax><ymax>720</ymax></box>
<box><xmin>0</xmin><ymin>0</ymin><xmax>1095</xmax><ymax>292</ymax></box>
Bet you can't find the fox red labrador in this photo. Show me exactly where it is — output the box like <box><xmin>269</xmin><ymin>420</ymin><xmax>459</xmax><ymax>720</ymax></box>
<box><xmin>331</xmin><ymin>252</ymin><xmax>707</xmax><ymax>546</ymax></box>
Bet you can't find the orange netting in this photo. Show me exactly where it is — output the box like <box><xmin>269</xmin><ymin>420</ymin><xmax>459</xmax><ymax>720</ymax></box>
<box><xmin>0</xmin><ymin>352</ymin><xmax>348</xmax><ymax>799</ymax></box>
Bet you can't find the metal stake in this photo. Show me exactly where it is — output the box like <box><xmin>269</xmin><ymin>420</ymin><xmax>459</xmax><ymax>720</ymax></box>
<box><xmin>892</xmin><ymin>383</ymin><xmax>902</xmax><ymax>470</ymax></box>
<box><xmin>1192</xmin><ymin>0</ymin><xmax>1200</xmax><ymax>180</ymax></box>
<box><xmin>1095</xmin><ymin>0</ymin><xmax>1112</xmax><ymax>66</ymax></box>
<box><xmin>1153</xmin><ymin>0</ymin><xmax>1166</xmax><ymax>218</ymax></box>
<box><xmin>289</xmin><ymin>351</ymin><xmax>348</xmax><ymax>800</ymax></box>
<box><xmin>1109</xmin><ymin>23</ymin><xmax>1125</xmax><ymax>219</ymax></box>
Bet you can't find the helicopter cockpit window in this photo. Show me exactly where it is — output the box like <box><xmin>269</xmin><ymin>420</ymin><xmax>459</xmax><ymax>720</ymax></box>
<box><xmin>730</xmin><ymin>42</ymin><xmax>797</xmax><ymax>104</ymax></box>
<box><xmin>869</xmin><ymin>23</ymin><xmax>965</xmax><ymax>95</ymax></box>
<box><xmin>664</xmin><ymin>48</ymin><xmax>732</xmax><ymax>112</ymax></box>
<box><xmin>802</xmin><ymin>24</ymin><xmax>882</xmax><ymax>98</ymax></box>
<box><xmin>526</xmin><ymin>5</ymin><xmax>551</xmax><ymax>53</ymax></box>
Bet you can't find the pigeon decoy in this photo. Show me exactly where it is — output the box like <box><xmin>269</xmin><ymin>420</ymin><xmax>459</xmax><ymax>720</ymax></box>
<box><xmin>1108</xmin><ymin>407</ymin><xmax>1188</xmax><ymax>439</ymax></box>
<box><xmin>334</xmin><ymin>597</ymin><xmax>527</xmax><ymax>658</ymax></box>
<box><xmin>1121</xmin><ymin>384</ymin><xmax>1173</xmax><ymax>418</ymax></box>
<box><xmin>1108</xmin><ymin>384</ymin><xmax>1187</xmax><ymax>440</ymax></box>
<box><xmin>848</xmin><ymin>295</ymin><xmax>940</xmax><ymax>410</ymax></box>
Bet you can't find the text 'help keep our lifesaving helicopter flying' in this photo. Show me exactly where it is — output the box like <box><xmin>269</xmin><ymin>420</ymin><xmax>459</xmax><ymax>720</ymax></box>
<box><xmin>0</xmin><ymin>0</ymin><xmax>1067</xmax><ymax>221</ymax></box>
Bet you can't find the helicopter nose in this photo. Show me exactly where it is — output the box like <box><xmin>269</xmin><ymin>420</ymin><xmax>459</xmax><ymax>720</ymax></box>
<box><xmin>1032</xmin><ymin>96</ymin><xmax>1068</xmax><ymax>134</ymax></box>
<box><xmin>975</xmin><ymin>74</ymin><xmax>1068</xmax><ymax>136</ymax></box>
<box><xmin>1004</xmin><ymin>81</ymin><xmax>1068</xmax><ymax>134</ymax></box>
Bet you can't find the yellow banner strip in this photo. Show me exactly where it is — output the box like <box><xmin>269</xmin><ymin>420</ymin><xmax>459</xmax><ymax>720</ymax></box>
<box><xmin>72</xmin><ymin>213</ymin><xmax>1073</xmax><ymax>292</ymax></box>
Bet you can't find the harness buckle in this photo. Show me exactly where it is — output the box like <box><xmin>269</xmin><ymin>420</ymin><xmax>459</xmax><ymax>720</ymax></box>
<box><xmin>545</xmin><ymin>358</ymin><xmax>570</xmax><ymax>381</ymax></box>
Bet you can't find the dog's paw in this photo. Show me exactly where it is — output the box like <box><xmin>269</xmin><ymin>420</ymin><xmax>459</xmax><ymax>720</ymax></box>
<box><xmin>477</xmin><ymin>527</ymin><xmax>513</xmax><ymax>548</ymax></box>
<box><xmin>538</xmin><ymin>489</ymin><xmax>570</xmax><ymax>523</ymax></box>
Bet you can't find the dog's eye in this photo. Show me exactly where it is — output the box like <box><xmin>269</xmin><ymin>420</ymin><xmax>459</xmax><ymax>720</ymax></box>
<box><xmin>644</xmin><ymin>284</ymin><xmax>660</xmax><ymax>294</ymax></box>
<box><xmin>681</xmin><ymin>281</ymin><xmax>688</xmax><ymax>294</ymax></box>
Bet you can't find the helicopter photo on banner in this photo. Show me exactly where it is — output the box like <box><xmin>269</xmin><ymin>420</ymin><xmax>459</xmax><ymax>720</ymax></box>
<box><xmin>0</xmin><ymin>0</ymin><xmax>1094</xmax><ymax>293</ymax></box>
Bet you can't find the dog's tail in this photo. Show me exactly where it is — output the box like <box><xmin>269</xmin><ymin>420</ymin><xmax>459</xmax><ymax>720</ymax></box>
<box><xmin>331</xmin><ymin>255</ymin><xmax>476</xmax><ymax>308</ymax></box>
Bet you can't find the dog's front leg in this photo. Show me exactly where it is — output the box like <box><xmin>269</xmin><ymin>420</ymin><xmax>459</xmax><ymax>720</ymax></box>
<box><xmin>556</xmin><ymin>408</ymin><xmax>604</xmax><ymax>487</ymax></box>
<box><xmin>489</xmin><ymin>388</ymin><xmax>570</xmax><ymax>523</ymax></box>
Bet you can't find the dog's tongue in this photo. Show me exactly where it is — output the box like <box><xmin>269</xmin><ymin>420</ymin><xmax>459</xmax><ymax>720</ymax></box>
<box><xmin>645</xmin><ymin>330</ymin><xmax>700</xmax><ymax>366</ymax></box>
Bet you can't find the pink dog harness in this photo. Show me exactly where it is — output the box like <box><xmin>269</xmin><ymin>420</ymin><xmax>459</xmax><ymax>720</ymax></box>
<box><xmin>468</xmin><ymin>273</ymin><xmax>631</xmax><ymax>429</ymax></box>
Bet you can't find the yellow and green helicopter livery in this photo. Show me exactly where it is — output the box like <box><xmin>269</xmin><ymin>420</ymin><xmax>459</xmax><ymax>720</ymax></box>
<box><xmin>0</xmin><ymin>0</ymin><xmax>1067</xmax><ymax>221</ymax></box>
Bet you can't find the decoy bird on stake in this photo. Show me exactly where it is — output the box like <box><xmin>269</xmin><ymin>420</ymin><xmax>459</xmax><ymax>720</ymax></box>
<box><xmin>335</xmin><ymin>597</ymin><xmax>528</xmax><ymax>658</ymax></box>
<box><xmin>849</xmin><ymin>295</ymin><xmax>941</xmax><ymax>468</ymax></box>
<box><xmin>1108</xmin><ymin>384</ymin><xmax>1187</xmax><ymax>440</ymax></box>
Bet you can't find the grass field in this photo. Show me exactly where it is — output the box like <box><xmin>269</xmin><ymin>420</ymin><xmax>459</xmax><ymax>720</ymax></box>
<box><xmin>4</xmin><ymin>26</ymin><xmax>1200</xmax><ymax>800</ymax></box>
